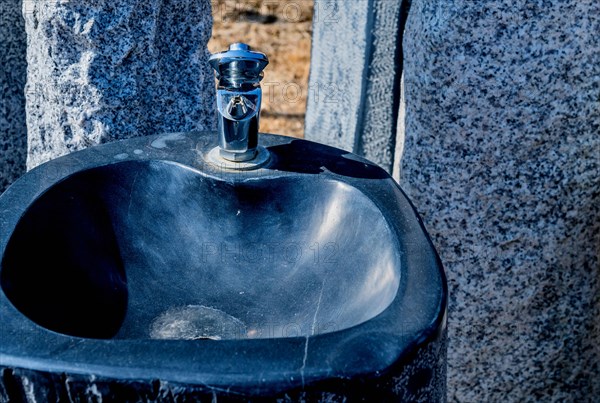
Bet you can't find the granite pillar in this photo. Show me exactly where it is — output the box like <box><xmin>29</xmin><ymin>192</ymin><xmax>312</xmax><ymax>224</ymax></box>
<box><xmin>305</xmin><ymin>0</ymin><xmax>405</xmax><ymax>173</ymax></box>
<box><xmin>23</xmin><ymin>0</ymin><xmax>216</xmax><ymax>169</ymax></box>
<box><xmin>0</xmin><ymin>0</ymin><xmax>27</xmax><ymax>193</ymax></box>
<box><xmin>399</xmin><ymin>0</ymin><xmax>600</xmax><ymax>400</ymax></box>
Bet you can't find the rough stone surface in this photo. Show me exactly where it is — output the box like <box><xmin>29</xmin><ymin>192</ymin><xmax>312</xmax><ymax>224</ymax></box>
<box><xmin>305</xmin><ymin>0</ymin><xmax>404</xmax><ymax>173</ymax></box>
<box><xmin>387</xmin><ymin>327</ymin><xmax>448</xmax><ymax>403</ymax></box>
<box><xmin>24</xmin><ymin>0</ymin><xmax>216</xmax><ymax>169</ymax></box>
<box><xmin>0</xmin><ymin>0</ymin><xmax>27</xmax><ymax>193</ymax></box>
<box><xmin>400</xmin><ymin>0</ymin><xmax>600</xmax><ymax>401</ymax></box>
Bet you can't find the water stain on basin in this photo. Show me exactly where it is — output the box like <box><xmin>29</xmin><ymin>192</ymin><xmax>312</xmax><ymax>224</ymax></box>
<box><xmin>150</xmin><ymin>305</ymin><xmax>246</xmax><ymax>340</ymax></box>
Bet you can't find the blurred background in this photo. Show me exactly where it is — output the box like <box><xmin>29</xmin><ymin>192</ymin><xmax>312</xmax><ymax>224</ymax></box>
<box><xmin>209</xmin><ymin>0</ymin><xmax>314</xmax><ymax>138</ymax></box>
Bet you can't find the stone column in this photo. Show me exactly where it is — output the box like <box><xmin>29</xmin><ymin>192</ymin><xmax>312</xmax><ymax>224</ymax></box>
<box><xmin>305</xmin><ymin>0</ymin><xmax>405</xmax><ymax>173</ymax></box>
<box><xmin>0</xmin><ymin>0</ymin><xmax>27</xmax><ymax>193</ymax></box>
<box><xmin>399</xmin><ymin>0</ymin><xmax>600</xmax><ymax>400</ymax></box>
<box><xmin>24</xmin><ymin>0</ymin><xmax>215</xmax><ymax>169</ymax></box>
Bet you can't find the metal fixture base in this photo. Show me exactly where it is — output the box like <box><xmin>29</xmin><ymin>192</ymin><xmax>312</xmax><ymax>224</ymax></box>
<box><xmin>206</xmin><ymin>146</ymin><xmax>270</xmax><ymax>171</ymax></box>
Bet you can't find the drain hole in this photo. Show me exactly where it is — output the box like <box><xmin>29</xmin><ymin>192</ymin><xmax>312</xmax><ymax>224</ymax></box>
<box><xmin>149</xmin><ymin>305</ymin><xmax>246</xmax><ymax>340</ymax></box>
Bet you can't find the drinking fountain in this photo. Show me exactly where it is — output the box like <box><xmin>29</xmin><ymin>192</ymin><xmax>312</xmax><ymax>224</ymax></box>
<box><xmin>0</xmin><ymin>44</ymin><xmax>447</xmax><ymax>401</ymax></box>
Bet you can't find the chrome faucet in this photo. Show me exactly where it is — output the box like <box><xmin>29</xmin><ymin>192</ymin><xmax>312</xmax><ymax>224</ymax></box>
<box><xmin>209</xmin><ymin>43</ymin><xmax>269</xmax><ymax>162</ymax></box>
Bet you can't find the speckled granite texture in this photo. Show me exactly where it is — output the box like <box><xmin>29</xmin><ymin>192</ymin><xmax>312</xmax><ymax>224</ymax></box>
<box><xmin>306</xmin><ymin>0</ymin><xmax>405</xmax><ymax>173</ymax></box>
<box><xmin>306</xmin><ymin>0</ymin><xmax>371</xmax><ymax>153</ymax></box>
<box><xmin>24</xmin><ymin>0</ymin><xmax>216</xmax><ymax>169</ymax></box>
<box><xmin>400</xmin><ymin>0</ymin><xmax>600</xmax><ymax>401</ymax></box>
<box><xmin>0</xmin><ymin>0</ymin><xmax>27</xmax><ymax>193</ymax></box>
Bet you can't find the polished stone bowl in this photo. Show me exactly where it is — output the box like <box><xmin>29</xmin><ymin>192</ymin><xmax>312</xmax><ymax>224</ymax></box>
<box><xmin>0</xmin><ymin>131</ymin><xmax>446</xmax><ymax>401</ymax></box>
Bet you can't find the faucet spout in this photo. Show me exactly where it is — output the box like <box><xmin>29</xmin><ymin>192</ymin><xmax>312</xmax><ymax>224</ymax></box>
<box><xmin>209</xmin><ymin>43</ymin><xmax>269</xmax><ymax>162</ymax></box>
<box><xmin>227</xmin><ymin>96</ymin><xmax>250</xmax><ymax>119</ymax></box>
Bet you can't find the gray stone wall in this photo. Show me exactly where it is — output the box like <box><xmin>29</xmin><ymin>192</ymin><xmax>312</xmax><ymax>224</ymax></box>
<box><xmin>399</xmin><ymin>0</ymin><xmax>599</xmax><ymax>400</ymax></box>
<box><xmin>24</xmin><ymin>0</ymin><xmax>216</xmax><ymax>169</ymax></box>
<box><xmin>0</xmin><ymin>0</ymin><xmax>27</xmax><ymax>193</ymax></box>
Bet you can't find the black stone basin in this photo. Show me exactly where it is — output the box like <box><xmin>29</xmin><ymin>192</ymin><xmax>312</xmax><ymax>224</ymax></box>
<box><xmin>0</xmin><ymin>132</ymin><xmax>446</xmax><ymax>401</ymax></box>
<box><xmin>2</xmin><ymin>161</ymin><xmax>400</xmax><ymax>341</ymax></box>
